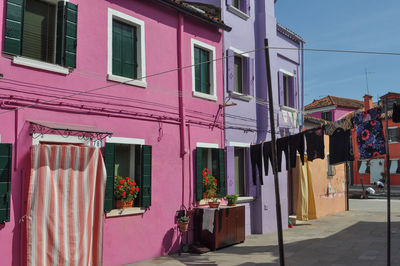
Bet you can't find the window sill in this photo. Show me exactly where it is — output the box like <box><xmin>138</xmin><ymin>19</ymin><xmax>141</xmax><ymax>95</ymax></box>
<box><xmin>198</xmin><ymin>198</ymin><xmax>221</xmax><ymax>205</ymax></box>
<box><xmin>106</xmin><ymin>207</ymin><xmax>146</xmax><ymax>217</ymax></box>
<box><xmin>107</xmin><ymin>74</ymin><xmax>147</xmax><ymax>88</ymax></box>
<box><xmin>230</xmin><ymin>91</ymin><xmax>252</xmax><ymax>102</ymax></box>
<box><xmin>227</xmin><ymin>5</ymin><xmax>250</xmax><ymax>20</ymax></box>
<box><xmin>237</xmin><ymin>196</ymin><xmax>255</xmax><ymax>204</ymax></box>
<box><xmin>13</xmin><ymin>56</ymin><xmax>69</xmax><ymax>75</ymax></box>
<box><xmin>389</xmin><ymin>141</ymin><xmax>399</xmax><ymax>144</ymax></box>
<box><xmin>280</xmin><ymin>105</ymin><xmax>297</xmax><ymax>112</ymax></box>
<box><xmin>193</xmin><ymin>91</ymin><xmax>217</xmax><ymax>101</ymax></box>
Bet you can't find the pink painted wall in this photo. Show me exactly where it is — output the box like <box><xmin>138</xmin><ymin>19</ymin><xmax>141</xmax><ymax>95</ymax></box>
<box><xmin>308</xmin><ymin>107</ymin><xmax>357</xmax><ymax>122</ymax></box>
<box><xmin>0</xmin><ymin>0</ymin><xmax>224</xmax><ymax>265</ymax></box>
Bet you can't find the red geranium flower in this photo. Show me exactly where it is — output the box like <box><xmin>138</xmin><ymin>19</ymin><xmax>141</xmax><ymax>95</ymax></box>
<box><xmin>136</xmin><ymin>187</ymin><xmax>139</xmax><ymax>192</ymax></box>
<box><xmin>119</xmin><ymin>180</ymin><xmax>124</xmax><ymax>185</ymax></box>
<box><xmin>130</xmin><ymin>191</ymin><xmax>133</xmax><ymax>194</ymax></box>
<box><xmin>126</xmin><ymin>177</ymin><xmax>130</xmax><ymax>180</ymax></box>
<box><xmin>202</xmin><ymin>171</ymin><xmax>206</xmax><ymax>177</ymax></box>
<box><xmin>133</xmin><ymin>182</ymin><xmax>136</xmax><ymax>186</ymax></box>
<box><xmin>122</xmin><ymin>192</ymin><xmax>126</xmax><ymax>197</ymax></box>
<box><xmin>361</xmin><ymin>129</ymin><xmax>370</xmax><ymax>141</ymax></box>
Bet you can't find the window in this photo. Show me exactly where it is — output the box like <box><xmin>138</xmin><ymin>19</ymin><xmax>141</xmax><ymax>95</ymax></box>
<box><xmin>388</xmin><ymin>127</ymin><xmax>400</xmax><ymax>143</ymax></box>
<box><xmin>4</xmin><ymin>0</ymin><xmax>77</xmax><ymax>69</ymax></box>
<box><xmin>234</xmin><ymin>147</ymin><xmax>246</xmax><ymax>195</ymax></box>
<box><xmin>234</xmin><ymin>56</ymin><xmax>243</xmax><ymax>93</ymax></box>
<box><xmin>358</xmin><ymin>160</ymin><xmax>370</xmax><ymax>174</ymax></box>
<box><xmin>278</xmin><ymin>71</ymin><xmax>297</xmax><ymax>109</ymax></box>
<box><xmin>232</xmin><ymin>0</ymin><xmax>240</xmax><ymax>9</ymax></box>
<box><xmin>107</xmin><ymin>8</ymin><xmax>146</xmax><ymax>87</ymax></box>
<box><xmin>0</xmin><ymin>144</ymin><xmax>12</xmax><ymax>223</ymax></box>
<box><xmin>227</xmin><ymin>0</ymin><xmax>250</xmax><ymax>19</ymax></box>
<box><xmin>194</xmin><ymin>47</ymin><xmax>211</xmax><ymax>94</ymax></box>
<box><xmin>321</xmin><ymin>111</ymin><xmax>332</xmax><ymax>121</ymax></box>
<box><xmin>104</xmin><ymin>139</ymin><xmax>152</xmax><ymax>212</ymax></box>
<box><xmin>327</xmin><ymin>153</ymin><xmax>335</xmax><ymax>177</ymax></box>
<box><xmin>227</xmin><ymin>48</ymin><xmax>254</xmax><ymax>98</ymax></box>
<box><xmin>196</xmin><ymin>147</ymin><xmax>226</xmax><ymax>200</ymax></box>
<box><xmin>191</xmin><ymin>39</ymin><xmax>217</xmax><ymax>101</ymax></box>
<box><xmin>390</xmin><ymin>160</ymin><xmax>400</xmax><ymax>174</ymax></box>
<box><xmin>283</xmin><ymin>74</ymin><xmax>290</xmax><ymax>107</ymax></box>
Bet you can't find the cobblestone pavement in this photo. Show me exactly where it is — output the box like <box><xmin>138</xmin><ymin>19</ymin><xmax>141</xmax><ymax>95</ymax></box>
<box><xmin>130</xmin><ymin>199</ymin><xmax>400</xmax><ymax>266</ymax></box>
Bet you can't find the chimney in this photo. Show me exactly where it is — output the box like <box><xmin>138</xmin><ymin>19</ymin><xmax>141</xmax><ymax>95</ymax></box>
<box><xmin>363</xmin><ymin>94</ymin><xmax>373</xmax><ymax>111</ymax></box>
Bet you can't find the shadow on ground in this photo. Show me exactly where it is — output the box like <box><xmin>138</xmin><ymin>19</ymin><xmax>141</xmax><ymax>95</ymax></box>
<box><xmin>170</xmin><ymin>221</ymin><xmax>400</xmax><ymax>265</ymax></box>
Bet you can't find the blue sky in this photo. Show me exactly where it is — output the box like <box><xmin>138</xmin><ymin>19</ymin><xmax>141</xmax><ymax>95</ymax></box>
<box><xmin>275</xmin><ymin>0</ymin><xmax>400</xmax><ymax>105</ymax></box>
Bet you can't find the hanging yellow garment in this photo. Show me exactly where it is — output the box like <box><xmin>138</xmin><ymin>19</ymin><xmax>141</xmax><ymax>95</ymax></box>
<box><xmin>295</xmin><ymin>155</ymin><xmax>317</xmax><ymax>221</ymax></box>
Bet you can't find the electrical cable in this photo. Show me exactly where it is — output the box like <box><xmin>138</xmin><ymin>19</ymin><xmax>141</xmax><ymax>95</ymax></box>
<box><xmin>1</xmin><ymin>45</ymin><xmax>400</xmax><ymax>116</ymax></box>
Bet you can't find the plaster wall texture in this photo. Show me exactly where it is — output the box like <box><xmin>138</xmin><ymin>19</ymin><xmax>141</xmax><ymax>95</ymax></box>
<box><xmin>307</xmin><ymin>135</ymin><xmax>347</xmax><ymax>218</ymax></box>
<box><xmin>307</xmin><ymin>107</ymin><xmax>356</xmax><ymax>122</ymax></box>
<box><xmin>0</xmin><ymin>0</ymin><xmax>224</xmax><ymax>265</ymax></box>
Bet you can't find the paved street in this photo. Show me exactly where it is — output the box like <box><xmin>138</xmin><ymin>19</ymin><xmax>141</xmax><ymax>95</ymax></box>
<box><xmin>131</xmin><ymin>199</ymin><xmax>400</xmax><ymax>266</ymax></box>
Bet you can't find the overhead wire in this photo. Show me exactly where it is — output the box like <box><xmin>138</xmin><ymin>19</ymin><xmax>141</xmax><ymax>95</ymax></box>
<box><xmin>1</xmin><ymin>45</ymin><xmax>400</xmax><ymax>117</ymax></box>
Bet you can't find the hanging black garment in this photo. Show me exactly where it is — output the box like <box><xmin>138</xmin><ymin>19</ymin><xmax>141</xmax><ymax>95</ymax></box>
<box><xmin>329</xmin><ymin>128</ymin><xmax>353</xmax><ymax>165</ymax></box>
<box><xmin>393</xmin><ymin>103</ymin><xmax>400</xmax><ymax>123</ymax></box>
<box><xmin>305</xmin><ymin>128</ymin><xmax>325</xmax><ymax>161</ymax></box>
<box><xmin>277</xmin><ymin>137</ymin><xmax>289</xmax><ymax>172</ymax></box>
<box><xmin>250</xmin><ymin>143</ymin><xmax>263</xmax><ymax>185</ymax></box>
<box><xmin>263</xmin><ymin>141</ymin><xmax>273</xmax><ymax>176</ymax></box>
<box><xmin>288</xmin><ymin>133</ymin><xmax>305</xmax><ymax>169</ymax></box>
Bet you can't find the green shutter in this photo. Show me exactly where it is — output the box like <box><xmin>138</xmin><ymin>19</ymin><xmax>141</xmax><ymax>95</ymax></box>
<box><xmin>4</xmin><ymin>0</ymin><xmax>24</xmax><ymax>55</ymax></box>
<box><xmin>112</xmin><ymin>20</ymin><xmax>137</xmax><ymax>79</ymax></box>
<box><xmin>194</xmin><ymin>47</ymin><xmax>201</xmax><ymax>92</ymax></box>
<box><xmin>140</xmin><ymin>145</ymin><xmax>152</xmax><ymax>208</ymax></box>
<box><xmin>134</xmin><ymin>145</ymin><xmax>142</xmax><ymax>207</ymax></box>
<box><xmin>104</xmin><ymin>143</ymin><xmax>115</xmax><ymax>212</ymax></box>
<box><xmin>196</xmin><ymin>148</ymin><xmax>204</xmax><ymax>201</ymax></box>
<box><xmin>217</xmin><ymin>148</ymin><xmax>226</xmax><ymax>197</ymax></box>
<box><xmin>0</xmin><ymin>144</ymin><xmax>12</xmax><ymax>223</ymax></box>
<box><xmin>56</xmin><ymin>1</ymin><xmax>77</xmax><ymax>68</ymax></box>
<box><xmin>200</xmin><ymin>49</ymin><xmax>210</xmax><ymax>94</ymax></box>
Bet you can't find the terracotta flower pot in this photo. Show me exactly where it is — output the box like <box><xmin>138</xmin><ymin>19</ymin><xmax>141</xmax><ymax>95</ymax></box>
<box><xmin>178</xmin><ymin>222</ymin><xmax>189</xmax><ymax>232</ymax></box>
<box><xmin>208</xmin><ymin>201</ymin><xmax>220</xmax><ymax>208</ymax></box>
<box><xmin>115</xmin><ymin>199</ymin><xmax>133</xmax><ymax>209</ymax></box>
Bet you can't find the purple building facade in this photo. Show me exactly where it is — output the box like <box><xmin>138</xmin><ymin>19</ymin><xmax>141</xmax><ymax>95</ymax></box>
<box><xmin>188</xmin><ymin>0</ymin><xmax>305</xmax><ymax>234</ymax></box>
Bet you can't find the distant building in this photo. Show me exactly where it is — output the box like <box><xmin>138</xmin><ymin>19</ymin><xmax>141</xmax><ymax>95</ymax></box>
<box><xmin>305</xmin><ymin>95</ymin><xmax>364</xmax><ymax>122</ymax></box>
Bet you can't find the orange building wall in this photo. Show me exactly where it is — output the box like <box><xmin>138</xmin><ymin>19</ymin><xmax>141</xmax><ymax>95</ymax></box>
<box><xmin>308</xmin><ymin>135</ymin><xmax>347</xmax><ymax>217</ymax></box>
<box><xmin>352</xmin><ymin>118</ymin><xmax>400</xmax><ymax>185</ymax></box>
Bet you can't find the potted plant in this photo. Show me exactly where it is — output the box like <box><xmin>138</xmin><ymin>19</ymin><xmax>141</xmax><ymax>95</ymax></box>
<box><xmin>225</xmin><ymin>194</ymin><xmax>238</xmax><ymax>206</ymax></box>
<box><xmin>114</xmin><ymin>176</ymin><xmax>140</xmax><ymax>209</ymax></box>
<box><xmin>202</xmin><ymin>168</ymin><xmax>220</xmax><ymax>208</ymax></box>
<box><xmin>177</xmin><ymin>216</ymin><xmax>190</xmax><ymax>232</ymax></box>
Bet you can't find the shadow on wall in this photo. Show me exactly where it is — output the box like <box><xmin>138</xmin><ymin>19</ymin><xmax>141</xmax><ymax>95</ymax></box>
<box><xmin>170</xmin><ymin>221</ymin><xmax>400</xmax><ymax>265</ymax></box>
<box><xmin>161</xmin><ymin>227</ymin><xmax>180</xmax><ymax>255</ymax></box>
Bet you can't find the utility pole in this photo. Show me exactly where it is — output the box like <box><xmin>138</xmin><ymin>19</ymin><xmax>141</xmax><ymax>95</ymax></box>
<box><xmin>264</xmin><ymin>38</ymin><xmax>285</xmax><ymax>266</ymax></box>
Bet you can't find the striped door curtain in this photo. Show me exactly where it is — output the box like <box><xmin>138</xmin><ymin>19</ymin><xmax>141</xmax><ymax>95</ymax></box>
<box><xmin>26</xmin><ymin>144</ymin><xmax>107</xmax><ymax>266</ymax></box>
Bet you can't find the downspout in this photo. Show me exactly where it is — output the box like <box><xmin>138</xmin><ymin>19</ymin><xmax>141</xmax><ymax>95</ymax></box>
<box><xmin>301</xmin><ymin>41</ymin><xmax>305</xmax><ymax>120</ymax></box>
<box><xmin>177</xmin><ymin>13</ymin><xmax>187</xmax><ymax>208</ymax></box>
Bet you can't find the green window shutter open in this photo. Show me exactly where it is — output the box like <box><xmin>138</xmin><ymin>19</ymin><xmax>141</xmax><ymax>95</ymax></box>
<box><xmin>4</xmin><ymin>0</ymin><xmax>24</xmax><ymax>55</ymax></box>
<box><xmin>104</xmin><ymin>143</ymin><xmax>115</xmax><ymax>212</ymax></box>
<box><xmin>217</xmin><ymin>148</ymin><xmax>226</xmax><ymax>197</ymax></box>
<box><xmin>112</xmin><ymin>20</ymin><xmax>137</xmax><ymax>79</ymax></box>
<box><xmin>140</xmin><ymin>145</ymin><xmax>152</xmax><ymax>208</ymax></box>
<box><xmin>56</xmin><ymin>2</ymin><xmax>78</xmax><ymax>68</ymax></box>
<box><xmin>194</xmin><ymin>47</ymin><xmax>210</xmax><ymax>94</ymax></box>
<box><xmin>0</xmin><ymin>144</ymin><xmax>12</xmax><ymax>223</ymax></box>
<box><xmin>196</xmin><ymin>148</ymin><xmax>204</xmax><ymax>201</ymax></box>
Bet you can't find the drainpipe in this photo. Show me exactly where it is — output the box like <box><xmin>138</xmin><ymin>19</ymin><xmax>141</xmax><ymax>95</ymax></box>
<box><xmin>177</xmin><ymin>13</ymin><xmax>187</xmax><ymax>210</ymax></box>
<box><xmin>178</xmin><ymin>13</ymin><xmax>186</xmax><ymax>157</ymax></box>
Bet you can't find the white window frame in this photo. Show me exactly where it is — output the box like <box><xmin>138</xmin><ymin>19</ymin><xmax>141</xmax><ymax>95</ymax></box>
<box><xmin>191</xmin><ymin>38</ymin><xmax>217</xmax><ymax>101</ymax></box>
<box><xmin>32</xmin><ymin>133</ymin><xmax>90</xmax><ymax>145</ymax></box>
<box><xmin>107</xmin><ymin>8</ymin><xmax>147</xmax><ymax>88</ymax></box>
<box><xmin>105</xmin><ymin>136</ymin><xmax>146</xmax><ymax>216</ymax></box>
<box><xmin>228</xmin><ymin>47</ymin><xmax>253</xmax><ymax>101</ymax></box>
<box><xmin>227</xmin><ymin>1</ymin><xmax>250</xmax><ymax>20</ymax></box>
<box><xmin>13</xmin><ymin>0</ymin><xmax>70</xmax><ymax>75</ymax></box>
<box><xmin>388</xmin><ymin>127</ymin><xmax>399</xmax><ymax>143</ymax></box>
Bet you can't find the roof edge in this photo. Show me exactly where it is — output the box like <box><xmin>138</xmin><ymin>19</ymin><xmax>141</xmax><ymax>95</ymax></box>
<box><xmin>276</xmin><ymin>23</ymin><xmax>305</xmax><ymax>43</ymax></box>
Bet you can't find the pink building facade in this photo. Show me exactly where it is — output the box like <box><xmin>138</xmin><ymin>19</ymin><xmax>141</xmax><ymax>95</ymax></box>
<box><xmin>0</xmin><ymin>0</ymin><xmax>230</xmax><ymax>265</ymax></box>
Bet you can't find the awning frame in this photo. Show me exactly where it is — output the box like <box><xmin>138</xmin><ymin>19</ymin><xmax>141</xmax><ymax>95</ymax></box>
<box><xmin>28</xmin><ymin>120</ymin><xmax>113</xmax><ymax>141</ymax></box>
